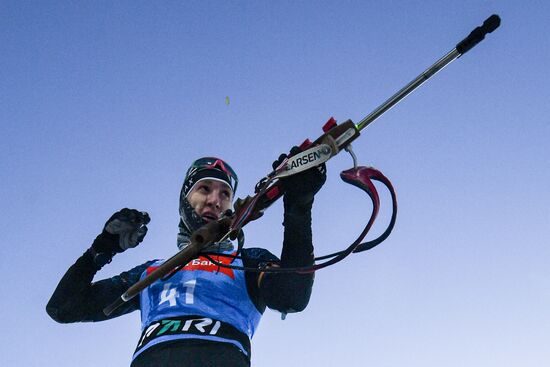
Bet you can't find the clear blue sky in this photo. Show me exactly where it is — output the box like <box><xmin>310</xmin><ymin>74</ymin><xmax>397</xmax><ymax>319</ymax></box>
<box><xmin>1</xmin><ymin>1</ymin><xmax>549</xmax><ymax>366</ymax></box>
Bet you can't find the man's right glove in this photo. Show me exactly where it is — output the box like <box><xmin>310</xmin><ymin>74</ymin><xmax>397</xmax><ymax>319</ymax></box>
<box><xmin>90</xmin><ymin>208</ymin><xmax>150</xmax><ymax>268</ymax></box>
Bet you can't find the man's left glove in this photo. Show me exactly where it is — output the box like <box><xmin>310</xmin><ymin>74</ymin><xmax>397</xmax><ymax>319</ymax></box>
<box><xmin>273</xmin><ymin>146</ymin><xmax>327</xmax><ymax>208</ymax></box>
<box><xmin>90</xmin><ymin>208</ymin><xmax>150</xmax><ymax>268</ymax></box>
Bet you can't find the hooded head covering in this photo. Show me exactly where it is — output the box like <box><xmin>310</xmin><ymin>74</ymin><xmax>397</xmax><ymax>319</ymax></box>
<box><xmin>177</xmin><ymin>157</ymin><xmax>238</xmax><ymax>251</ymax></box>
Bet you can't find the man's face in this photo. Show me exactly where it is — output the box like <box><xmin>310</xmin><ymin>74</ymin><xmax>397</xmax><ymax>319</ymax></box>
<box><xmin>187</xmin><ymin>179</ymin><xmax>233</xmax><ymax>222</ymax></box>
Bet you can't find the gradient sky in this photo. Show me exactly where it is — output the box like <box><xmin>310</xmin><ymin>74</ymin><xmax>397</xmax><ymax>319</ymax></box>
<box><xmin>1</xmin><ymin>1</ymin><xmax>549</xmax><ymax>366</ymax></box>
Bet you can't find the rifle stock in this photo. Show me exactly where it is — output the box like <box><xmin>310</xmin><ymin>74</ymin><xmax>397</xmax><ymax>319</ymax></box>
<box><xmin>103</xmin><ymin>217</ymin><xmax>231</xmax><ymax>316</ymax></box>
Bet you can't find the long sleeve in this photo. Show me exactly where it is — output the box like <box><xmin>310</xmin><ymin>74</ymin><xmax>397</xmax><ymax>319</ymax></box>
<box><xmin>256</xmin><ymin>199</ymin><xmax>315</xmax><ymax>314</ymax></box>
<box><xmin>46</xmin><ymin>249</ymin><xmax>152</xmax><ymax>323</ymax></box>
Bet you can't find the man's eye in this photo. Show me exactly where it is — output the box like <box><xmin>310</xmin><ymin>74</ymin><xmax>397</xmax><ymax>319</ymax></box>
<box><xmin>199</xmin><ymin>185</ymin><xmax>210</xmax><ymax>192</ymax></box>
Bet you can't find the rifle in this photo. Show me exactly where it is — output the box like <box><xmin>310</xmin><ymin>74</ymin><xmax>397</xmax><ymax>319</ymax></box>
<box><xmin>104</xmin><ymin>14</ymin><xmax>501</xmax><ymax>316</ymax></box>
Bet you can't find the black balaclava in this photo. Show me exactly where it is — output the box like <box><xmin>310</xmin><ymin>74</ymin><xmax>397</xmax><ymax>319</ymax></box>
<box><xmin>177</xmin><ymin>157</ymin><xmax>238</xmax><ymax>251</ymax></box>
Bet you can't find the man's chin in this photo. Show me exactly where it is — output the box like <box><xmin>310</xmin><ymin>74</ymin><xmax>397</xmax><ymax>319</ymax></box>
<box><xmin>201</xmin><ymin>216</ymin><xmax>217</xmax><ymax>223</ymax></box>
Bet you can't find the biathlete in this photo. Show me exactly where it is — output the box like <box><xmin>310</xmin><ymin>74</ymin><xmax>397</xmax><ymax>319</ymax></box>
<box><xmin>47</xmin><ymin>155</ymin><xmax>325</xmax><ymax>366</ymax></box>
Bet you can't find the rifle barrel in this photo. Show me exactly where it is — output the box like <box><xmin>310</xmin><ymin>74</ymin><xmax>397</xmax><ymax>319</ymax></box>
<box><xmin>356</xmin><ymin>14</ymin><xmax>500</xmax><ymax>132</ymax></box>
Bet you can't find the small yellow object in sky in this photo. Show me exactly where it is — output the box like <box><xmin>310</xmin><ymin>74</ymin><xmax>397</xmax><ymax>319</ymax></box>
<box><xmin>225</xmin><ymin>96</ymin><xmax>230</xmax><ymax>105</ymax></box>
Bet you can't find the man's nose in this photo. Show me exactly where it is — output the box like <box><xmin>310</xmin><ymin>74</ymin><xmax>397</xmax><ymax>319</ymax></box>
<box><xmin>206</xmin><ymin>191</ymin><xmax>221</xmax><ymax>208</ymax></box>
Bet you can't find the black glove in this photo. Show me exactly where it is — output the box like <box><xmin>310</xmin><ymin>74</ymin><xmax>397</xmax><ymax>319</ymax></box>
<box><xmin>273</xmin><ymin>146</ymin><xmax>327</xmax><ymax>208</ymax></box>
<box><xmin>90</xmin><ymin>208</ymin><xmax>150</xmax><ymax>267</ymax></box>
